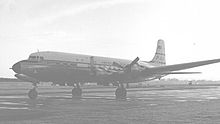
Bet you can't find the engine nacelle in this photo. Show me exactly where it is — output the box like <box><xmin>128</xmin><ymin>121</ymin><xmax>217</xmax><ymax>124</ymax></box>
<box><xmin>15</xmin><ymin>74</ymin><xmax>38</xmax><ymax>83</ymax></box>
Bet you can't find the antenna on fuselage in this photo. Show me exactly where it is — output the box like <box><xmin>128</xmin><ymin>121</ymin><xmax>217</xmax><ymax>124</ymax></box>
<box><xmin>37</xmin><ymin>49</ymin><xmax>40</xmax><ymax>61</ymax></box>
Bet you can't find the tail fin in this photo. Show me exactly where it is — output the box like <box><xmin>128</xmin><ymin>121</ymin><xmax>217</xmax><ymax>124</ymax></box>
<box><xmin>150</xmin><ymin>39</ymin><xmax>166</xmax><ymax>66</ymax></box>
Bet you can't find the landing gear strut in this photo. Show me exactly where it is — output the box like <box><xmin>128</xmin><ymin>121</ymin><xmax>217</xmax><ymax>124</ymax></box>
<box><xmin>115</xmin><ymin>82</ymin><xmax>127</xmax><ymax>100</ymax></box>
<box><xmin>28</xmin><ymin>83</ymin><xmax>38</xmax><ymax>99</ymax></box>
<box><xmin>72</xmin><ymin>83</ymin><xmax>82</xmax><ymax>98</ymax></box>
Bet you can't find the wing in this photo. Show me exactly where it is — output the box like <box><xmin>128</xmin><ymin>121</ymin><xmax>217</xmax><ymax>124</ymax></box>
<box><xmin>161</xmin><ymin>72</ymin><xmax>201</xmax><ymax>74</ymax></box>
<box><xmin>142</xmin><ymin>58</ymin><xmax>220</xmax><ymax>75</ymax></box>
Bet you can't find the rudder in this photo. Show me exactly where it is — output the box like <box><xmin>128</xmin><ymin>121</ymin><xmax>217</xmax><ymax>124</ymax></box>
<box><xmin>150</xmin><ymin>39</ymin><xmax>166</xmax><ymax>66</ymax></box>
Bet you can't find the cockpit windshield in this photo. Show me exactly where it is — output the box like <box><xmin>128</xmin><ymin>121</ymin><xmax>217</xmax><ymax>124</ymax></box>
<box><xmin>28</xmin><ymin>56</ymin><xmax>44</xmax><ymax>62</ymax></box>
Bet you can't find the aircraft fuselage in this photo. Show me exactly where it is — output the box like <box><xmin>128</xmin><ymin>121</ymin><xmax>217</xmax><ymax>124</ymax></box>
<box><xmin>12</xmin><ymin>52</ymin><xmax>153</xmax><ymax>85</ymax></box>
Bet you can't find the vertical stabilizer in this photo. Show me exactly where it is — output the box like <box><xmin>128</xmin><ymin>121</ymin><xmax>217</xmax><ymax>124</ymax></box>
<box><xmin>150</xmin><ymin>39</ymin><xmax>166</xmax><ymax>66</ymax></box>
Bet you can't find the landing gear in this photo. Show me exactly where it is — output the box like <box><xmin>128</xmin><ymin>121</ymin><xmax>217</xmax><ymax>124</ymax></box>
<box><xmin>72</xmin><ymin>83</ymin><xmax>82</xmax><ymax>98</ymax></box>
<box><xmin>126</xmin><ymin>83</ymin><xmax>129</xmax><ymax>88</ymax></box>
<box><xmin>115</xmin><ymin>83</ymin><xmax>127</xmax><ymax>100</ymax></box>
<box><xmin>28</xmin><ymin>87</ymin><xmax>38</xmax><ymax>99</ymax></box>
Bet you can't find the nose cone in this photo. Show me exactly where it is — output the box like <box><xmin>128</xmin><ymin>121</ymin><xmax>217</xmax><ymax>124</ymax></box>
<box><xmin>12</xmin><ymin>62</ymin><xmax>21</xmax><ymax>73</ymax></box>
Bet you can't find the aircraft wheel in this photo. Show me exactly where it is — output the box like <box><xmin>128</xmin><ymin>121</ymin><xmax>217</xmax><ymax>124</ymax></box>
<box><xmin>28</xmin><ymin>88</ymin><xmax>38</xmax><ymax>99</ymax></box>
<box><xmin>115</xmin><ymin>87</ymin><xmax>127</xmax><ymax>100</ymax></box>
<box><xmin>72</xmin><ymin>88</ymin><xmax>82</xmax><ymax>98</ymax></box>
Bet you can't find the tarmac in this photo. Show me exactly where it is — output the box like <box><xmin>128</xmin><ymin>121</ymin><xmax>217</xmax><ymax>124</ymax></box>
<box><xmin>0</xmin><ymin>82</ymin><xmax>220</xmax><ymax>124</ymax></box>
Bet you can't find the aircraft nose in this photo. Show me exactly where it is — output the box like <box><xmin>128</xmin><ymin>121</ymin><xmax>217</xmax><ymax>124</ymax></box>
<box><xmin>12</xmin><ymin>62</ymin><xmax>21</xmax><ymax>73</ymax></box>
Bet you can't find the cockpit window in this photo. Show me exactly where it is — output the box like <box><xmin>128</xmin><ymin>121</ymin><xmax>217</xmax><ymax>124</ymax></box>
<box><xmin>29</xmin><ymin>56</ymin><xmax>36</xmax><ymax>59</ymax></box>
<box><xmin>28</xmin><ymin>56</ymin><xmax>44</xmax><ymax>62</ymax></box>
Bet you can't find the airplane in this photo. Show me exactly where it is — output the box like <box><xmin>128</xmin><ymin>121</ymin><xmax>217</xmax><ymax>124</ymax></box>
<box><xmin>11</xmin><ymin>39</ymin><xmax>220</xmax><ymax>100</ymax></box>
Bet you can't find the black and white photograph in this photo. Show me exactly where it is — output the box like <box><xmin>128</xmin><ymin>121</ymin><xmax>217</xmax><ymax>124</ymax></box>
<box><xmin>1</xmin><ymin>0</ymin><xmax>220</xmax><ymax>123</ymax></box>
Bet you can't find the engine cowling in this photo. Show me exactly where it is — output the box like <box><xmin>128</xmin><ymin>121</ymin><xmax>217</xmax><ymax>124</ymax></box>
<box><xmin>15</xmin><ymin>74</ymin><xmax>38</xmax><ymax>83</ymax></box>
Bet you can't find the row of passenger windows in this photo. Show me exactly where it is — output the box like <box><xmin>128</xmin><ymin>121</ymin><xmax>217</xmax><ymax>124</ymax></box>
<box><xmin>75</xmin><ymin>58</ymin><xmax>85</xmax><ymax>62</ymax></box>
<box><xmin>28</xmin><ymin>56</ymin><xmax>122</xmax><ymax>67</ymax></box>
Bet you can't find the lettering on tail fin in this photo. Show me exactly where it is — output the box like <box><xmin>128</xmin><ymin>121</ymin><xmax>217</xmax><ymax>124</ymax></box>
<box><xmin>150</xmin><ymin>39</ymin><xmax>166</xmax><ymax>66</ymax></box>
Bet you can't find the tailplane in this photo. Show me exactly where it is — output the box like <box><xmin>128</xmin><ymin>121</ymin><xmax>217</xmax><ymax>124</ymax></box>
<box><xmin>150</xmin><ymin>39</ymin><xmax>166</xmax><ymax>66</ymax></box>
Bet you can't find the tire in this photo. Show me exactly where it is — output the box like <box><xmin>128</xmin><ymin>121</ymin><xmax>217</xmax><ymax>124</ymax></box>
<box><xmin>28</xmin><ymin>88</ymin><xmax>38</xmax><ymax>99</ymax></box>
<box><xmin>72</xmin><ymin>88</ymin><xmax>82</xmax><ymax>98</ymax></box>
<box><xmin>115</xmin><ymin>87</ymin><xmax>127</xmax><ymax>100</ymax></box>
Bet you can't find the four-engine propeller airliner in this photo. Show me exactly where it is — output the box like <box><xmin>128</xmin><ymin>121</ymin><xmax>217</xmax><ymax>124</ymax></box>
<box><xmin>11</xmin><ymin>40</ymin><xmax>220</xmax><ymax>99</ymax></box>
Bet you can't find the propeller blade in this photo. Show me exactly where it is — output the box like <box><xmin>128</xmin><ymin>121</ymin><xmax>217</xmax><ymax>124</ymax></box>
<box><xmin>129</xmin><ymin>57</ymin><xmax>139</xmax><ymax>67</ymax></box>
<box><xmin>112</xmin><ymin>57</ymin><xmax>140</xmax><ymax>73</ymax></box>
<box><xmin>124</xmin><ymin>57</ymin><xmax>139</xmax><ymax>72</ymax></box>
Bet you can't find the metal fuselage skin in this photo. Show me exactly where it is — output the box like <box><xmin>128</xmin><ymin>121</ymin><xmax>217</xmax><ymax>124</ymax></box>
<box><xmin>12</xmin><ymin>51</ymin><xmax>158</xmax><ymax>85</ymax></box>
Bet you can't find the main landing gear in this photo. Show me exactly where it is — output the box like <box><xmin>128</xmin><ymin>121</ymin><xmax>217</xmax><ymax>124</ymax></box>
<box><xmin>115</xmin><ymin>83</ymin><xmax>127</xmax><ymax>100</ymax></box>
<box><xmin>27</xmin><ymin>82</ymin><xmax>127</xmax><ymax>100</ymax></box>
<box><xmin>28</xmin><ymin>83</ymin><xmax>38</xmax><ymax>99</ymax></box>
<box><xmin>27</xmin><ymin>82</ymin><xmax>82</xmax><ymax>99</ymax></box>
<box><xmin>72</xmin><ymin>83</ymin><xmax>82</xmax><ymax>98</ymax></box>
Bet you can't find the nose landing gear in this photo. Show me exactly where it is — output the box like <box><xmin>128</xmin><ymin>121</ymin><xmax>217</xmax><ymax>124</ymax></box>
<box><xmin>28</xmin><ymin>83</ymin><xmax>38</xmax><ymax>99</ymax></box>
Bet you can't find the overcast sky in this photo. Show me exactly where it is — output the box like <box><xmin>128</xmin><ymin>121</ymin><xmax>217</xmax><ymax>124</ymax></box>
<box><xmin>1</xmin><ymin>0</ymin><xmax>220</xmax><ymax>80</ymax></box>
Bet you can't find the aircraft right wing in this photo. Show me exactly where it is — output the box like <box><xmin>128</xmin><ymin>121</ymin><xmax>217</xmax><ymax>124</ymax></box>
<box><xmin>159</xmin><ymin>72</ymin><xmax>201</xmax><ymax>74</ymax></box>
<box><xmin>141</xmin><ymin>58</ymin><xmax>220</xmax><ymax>76</ymax></box>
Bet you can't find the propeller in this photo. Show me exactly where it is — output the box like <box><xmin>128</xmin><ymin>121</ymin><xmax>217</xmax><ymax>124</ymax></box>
<box><xmin>92</xmin><ymin>57</ymin><xmax>140</xmax><ymax>74</ymax></box>
<box><xmin>113</xmin><ymin>57</ymin><xmax>140</xmax><ymax>73</ymax></box>
<box><xmin>124</xmin><ymin>57</ymin><xmax>139</xmax><ymax>72</ymax></box>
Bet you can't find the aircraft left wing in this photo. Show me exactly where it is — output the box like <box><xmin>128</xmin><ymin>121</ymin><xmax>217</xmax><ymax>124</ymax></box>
<box><xmin>141</xmin><ymin>58</ymin><xmax>220</xmax><ymax>76</ymax></box>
